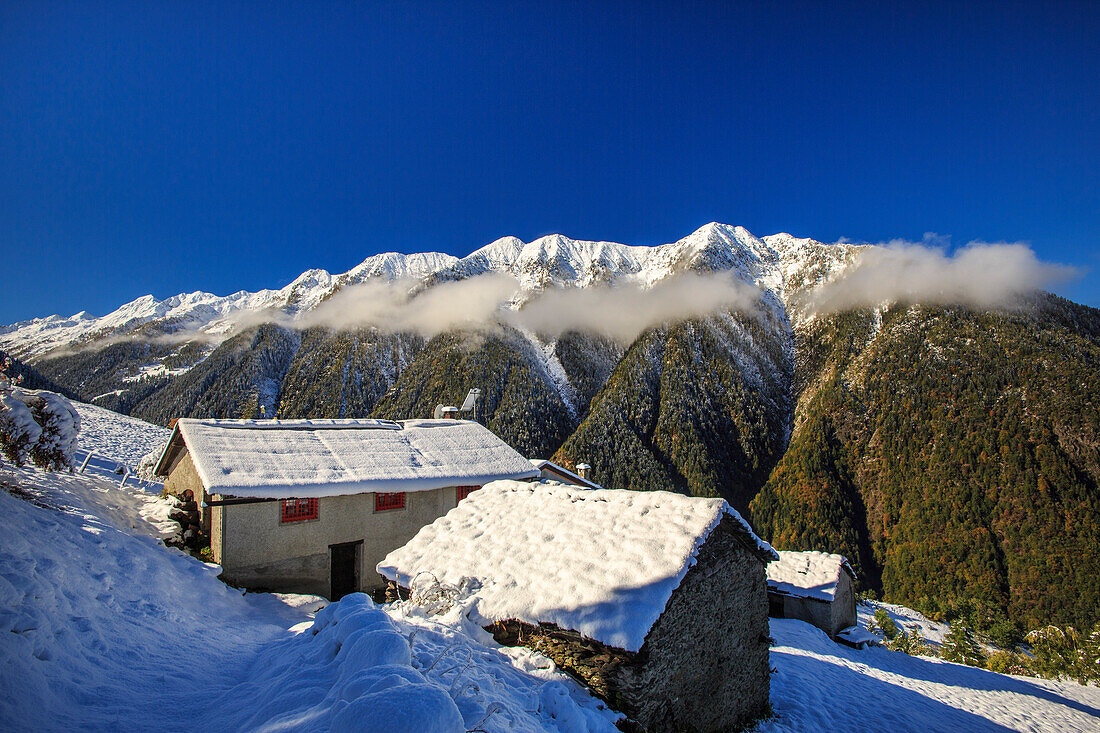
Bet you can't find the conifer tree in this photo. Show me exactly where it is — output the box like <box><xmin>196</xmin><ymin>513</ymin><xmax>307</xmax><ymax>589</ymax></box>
<box><xmin>943</xmin><ymin>621</ymin><xmax>986</xmax><ymax>667</ymax></box>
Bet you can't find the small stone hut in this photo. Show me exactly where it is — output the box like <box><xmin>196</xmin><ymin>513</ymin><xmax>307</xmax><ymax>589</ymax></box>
<box><xmin>379</xmin><ymin>480</ymin><xmax>778</xmax><ymax>732</ymax></box>
<box><xmin>153</xmin><ymin>418</ymin><xmax>538</xmax><ymax>599</ymax></box>
<box><xmin>766</xmin><ymin>550</ymin><xmax>858</xmax><ymax>638</ymax></box>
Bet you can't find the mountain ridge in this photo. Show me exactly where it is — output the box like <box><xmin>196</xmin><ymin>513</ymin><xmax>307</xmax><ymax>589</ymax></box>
<box><xmin>0</xmin><ymin>223</ymin><xmax>855</xmax><ymax>360</ymax></box>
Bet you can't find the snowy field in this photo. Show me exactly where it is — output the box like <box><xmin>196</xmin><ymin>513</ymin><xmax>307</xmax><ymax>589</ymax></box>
<box><xmin>72</xmin><ymin>400</ymin><xmax>170</xmax><ymax>468</ymax></box>
<box><xmin>0</xmin><ymin>462</ymin><xmax>617</xmax><ymax>732</ymax></box>
<box><xmin>764</xmin><ymin>619</ymin><xmax>1100</xmax><ymax>732</ymax></box>
<box><xmin>1</xmin><ymin>405</ymin><xmax>1098</xmax><ymax>731</ymax></box>
<box><xmin>0</xmin><ymin>463</ymin><xmax>324</xmax><ymax>730</ymax></box>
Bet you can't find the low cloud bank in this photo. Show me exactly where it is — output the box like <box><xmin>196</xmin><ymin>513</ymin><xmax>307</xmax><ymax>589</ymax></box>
<box><xmin>507</xmin><ymin>273</ymin><xmax>762</xmax><ymax>342</ymax></box>
<box><xmin>298</xmin><ymin>274</ymin><xmax>520</xmax><ymax>336</ymax></box>
<box><xmin>807</xmin><ymin>236</ymin><xmax>1077</xmax><ymax>315</ymax></box>
<box><xmin>290</xmin><ymin>271</ymin><xmax>762</xmax><ymax>343</ymax></box>
<box><xmin>43</xmin><ymin>329</ymin><xmax>222</xmax><ymax>358</ymax></box>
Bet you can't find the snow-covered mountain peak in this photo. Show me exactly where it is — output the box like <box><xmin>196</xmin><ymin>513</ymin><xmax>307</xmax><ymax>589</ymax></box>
<box><xmin>0</xmin><ymin>223</ymin><xmax>870</xmax><ymax>359</ymax></box>
<box><xmin>343</xmin><ymin>251</ymin><xmax>458</xmax><ymax>283</ymax></box>
<box><xmin>461</xmin><ymin>236</ymin><xmax>526</xmax><ymax>270</ymax></box>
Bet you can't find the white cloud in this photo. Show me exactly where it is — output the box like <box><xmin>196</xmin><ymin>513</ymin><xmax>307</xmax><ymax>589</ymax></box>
<box><xmin>506</xmin><ymin>273</ymin><xmax>762</xmax><ymax>342</ymax></box>
<box><xmin>809</xmin><ymin>236</ymin><xmax>1077</xmax><ymax>314</ymax></box>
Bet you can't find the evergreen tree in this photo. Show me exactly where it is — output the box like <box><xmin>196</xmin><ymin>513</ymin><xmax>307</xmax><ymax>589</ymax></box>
<box><xmin>873</xmin><ymin>608</ymin><xmax>899</xmax><ymax>640</ymax></box>
<box><xmin>943</xmin><ymin>622</ymin><xmax>986</xmax><ymax>667</ymax></box>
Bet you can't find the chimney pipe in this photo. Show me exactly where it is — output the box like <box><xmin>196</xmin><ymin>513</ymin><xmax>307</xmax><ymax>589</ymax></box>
<box><xmin>576</xmin><ymin>463</ymin><xmax>591</xmax><ymax>481</ymax></box>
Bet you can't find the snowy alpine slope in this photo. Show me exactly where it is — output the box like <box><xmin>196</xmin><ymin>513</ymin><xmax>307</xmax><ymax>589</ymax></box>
<box><xmin>859</xmin><ymin>598</ymin><xmax>952</xmax><ymax>648</ymax></box>
<box><xmin>0</xmin><ymin>463</ymin><xmax>324</xmax><ymax>731</ymax></box>
<box><xmin>763</xmin><ymin>619</ymin><xmax>1100</xmax><ymax>732</ymax></box>
<box><xmin>0</xmin><ymin>251</ymin><xmax>459</xmax><ymax>359</ymax></box>
<box><xmin>72</xmin><ymin>400</ymin><xmax>170</xmax><ymax>468</ymax></box>
<box><xmin>0</xmin><ymin>464</ymin><xmax>620</xmax><ymax>732</ymax></box>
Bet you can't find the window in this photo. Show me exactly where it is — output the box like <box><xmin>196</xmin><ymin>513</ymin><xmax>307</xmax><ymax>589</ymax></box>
<box><xmin>281</xmin><ymin>498</ymin><xmax>318</xmax><ymax>523</ymax></box>
<box><xmin>374</xmin><ymin>491</ymin><xmax>406</xmax><ymax>512</ymax></box>
<box><xmin>456</xmin><ymin>485</ymin><xmax>480</xmax><ymax>502</ymax></box>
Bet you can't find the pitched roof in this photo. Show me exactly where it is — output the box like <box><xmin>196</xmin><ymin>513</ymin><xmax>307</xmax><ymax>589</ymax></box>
<box><xmin>154</xmin><ymin>418</ymin><xmax>539</xmax><ymax>498</ymax></box>
<box><xmin>377</xmin><ymin>480</ymin><xmax>777</xmax><ymax>652</ymax></box>
<box><xmin>528</xmin><ymin>458</ymin><xmax>602</xmax><ymax>489</ymax></box>
<box><xmin>766</xmin><ymin>550</ymin><xmax>857</xmax><ymax>601</ymax></box>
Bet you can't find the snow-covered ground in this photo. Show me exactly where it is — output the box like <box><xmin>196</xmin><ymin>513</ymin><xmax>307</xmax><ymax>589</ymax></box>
<box><xmin>0</xmin><ymin>463</ymin><xmax>325</xmax><ymax>731</ymax></box>
<box><xmin>72</xmin><ymin>400</ymin><xmax>170</xmax><ymax>468</ymax></box>
<box><xmin>0</xmin><ymin>462</ymin><xmax>618</xmax><ymax>732</ymax></box>
<box><xmin>204</xmin><ymin>593</ymin><xmax>621</xmax><ymax>732</ymax></box>
<box><xmin>1</xmin><ymin>404</ymin><xmax>1098</xmax><ymax>731</ymax></box>
<box><xmin>859</xmin><ymin>598</ymin><xmax>951</xmax><ymax>648</ymax></box>
<box><xmin>763</xmin><ymin>619</ymin><xmax>1100</xmax><ymax>732</ymax></box>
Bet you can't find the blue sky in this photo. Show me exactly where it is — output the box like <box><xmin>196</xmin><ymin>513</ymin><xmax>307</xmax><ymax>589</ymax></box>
<box><xmin>1</xmin><ymin>0</ymin><xmax>1098</xmax><ymax>322</ymax></box>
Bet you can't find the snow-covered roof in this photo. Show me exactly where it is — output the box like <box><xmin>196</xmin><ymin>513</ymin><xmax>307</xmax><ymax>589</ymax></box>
<box><xmin>766</xmin><ymin>550</ymin><xmax>856</xmax><ymax>602</ymax></box>
<box><xmin>154</xmin><ymin>418</ymin><xmax>539</xmax><ymax>498</ymax></box>
<box><xmin>377</xmin><ymin>480</ymin><xmax>777</xmax><ymax>652</ymax></box>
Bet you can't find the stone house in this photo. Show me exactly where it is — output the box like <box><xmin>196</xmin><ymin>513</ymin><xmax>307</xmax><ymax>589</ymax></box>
<box><xmin>153</xmin><ymin>418</ymin><xmax>538</xmax><ymax>600</ymax></box>
<box><xmin>378</xmin><ymin>480</ymin><xmax>778</xmax><ymax>732</ymax></box>
<box><xmin>766</xmin><ymin>550</ymin><xmax>858</xmax><ymax>638</ymax></box>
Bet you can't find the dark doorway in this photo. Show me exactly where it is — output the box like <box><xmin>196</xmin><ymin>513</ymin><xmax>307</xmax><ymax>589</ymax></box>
<box><xmin>329</xmin><ymin>541</ymin><xmax>361</xmax><ymax>601</ymax></box>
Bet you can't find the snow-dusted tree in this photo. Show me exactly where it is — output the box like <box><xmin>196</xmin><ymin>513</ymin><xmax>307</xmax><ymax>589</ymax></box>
<box><xmin>11</xmin><ymin>389</ymin><xmax>81</xmax><ymax>470</ymax></box>
<box><xmin>1079</xmin><ymin>624</ymin><xmax>1100</xmax><ymax>685</ymax></box>
<box><xmin>1026</xmin><ymin>624</ymin><xmax>1099</xmax><ymax>685</ymax></box>
<box><xmin>871</xmin><ymin>608</ymin><xmax>899</xmax><ymax>640</ymax></box>
<box><xmin>0</xmin><ymin>391</ymin><xmax>42</xmax><ymax>465</ymax></box>
<box><xmin>942</xmin><ymin>622</ymin><xmax>986</xmax><ymax>667</ymax></box>
<box><xmin>134</xmin><ymin>442</ymin><xmax>167</xmax><ymax>482</ymax></box>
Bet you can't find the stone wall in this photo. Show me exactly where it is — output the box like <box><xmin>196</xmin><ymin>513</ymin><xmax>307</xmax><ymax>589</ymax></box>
<box><xmin>831</xmin><ymin>571</ymin><xmax>857</xmax><ymax>635</ymax></box>
<box><xmin>487</xmin><ymin>620</ymin><xmax>636</xmax><ymax>702</ymax></box>
<box><xmin>613</xmin><ymin>517</ymin><xmax>771</xmax><ymax>732</ymax></box>
<box><xmin>487</xmin><ymin>517</ymin><xmax>771</xmax><ymax>732</ymax></box>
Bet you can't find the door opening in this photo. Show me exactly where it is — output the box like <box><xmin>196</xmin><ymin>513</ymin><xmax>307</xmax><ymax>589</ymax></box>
<box><xmin>329</xmin><ymin>541</ymin><xmax>361</xmax><ymax>601</ymax></box>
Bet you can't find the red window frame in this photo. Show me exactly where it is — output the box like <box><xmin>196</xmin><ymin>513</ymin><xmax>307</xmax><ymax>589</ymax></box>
<box><xmin>281</xmin><ymin>498</ymin><xmax>319</xmax><ymax>523</ymax></box>
<box><xmin>456</xmin><ymin>485</ymin><xmax>480</xmax><ymax>502</ymax></box>
<box><xmin>374</xmin><ymin>491</ymin><xmax>406</xmax><ymax>512</ymax></box>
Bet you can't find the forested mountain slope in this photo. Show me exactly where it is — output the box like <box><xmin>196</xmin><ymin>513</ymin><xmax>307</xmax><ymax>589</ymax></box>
<box><xmin>553</xmin><ymin>310</ymin><xmax>792</xmax><ymax>515</ymax></box>
<box><xmin>369</xmin><ymin>328</ymin><xmax>577</xmax><ymax>460</ymax></box>
<box><xmin>751</xmin><ymin>296</ymin><xmax>1100</xmax><ymax>634</ymax></box>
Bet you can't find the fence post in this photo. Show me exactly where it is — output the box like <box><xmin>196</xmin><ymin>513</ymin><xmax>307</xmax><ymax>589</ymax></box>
<box><xmin>79</xmin><ymin>451</ymin><xmax>94</xmax><ymax>473</ymax></box>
